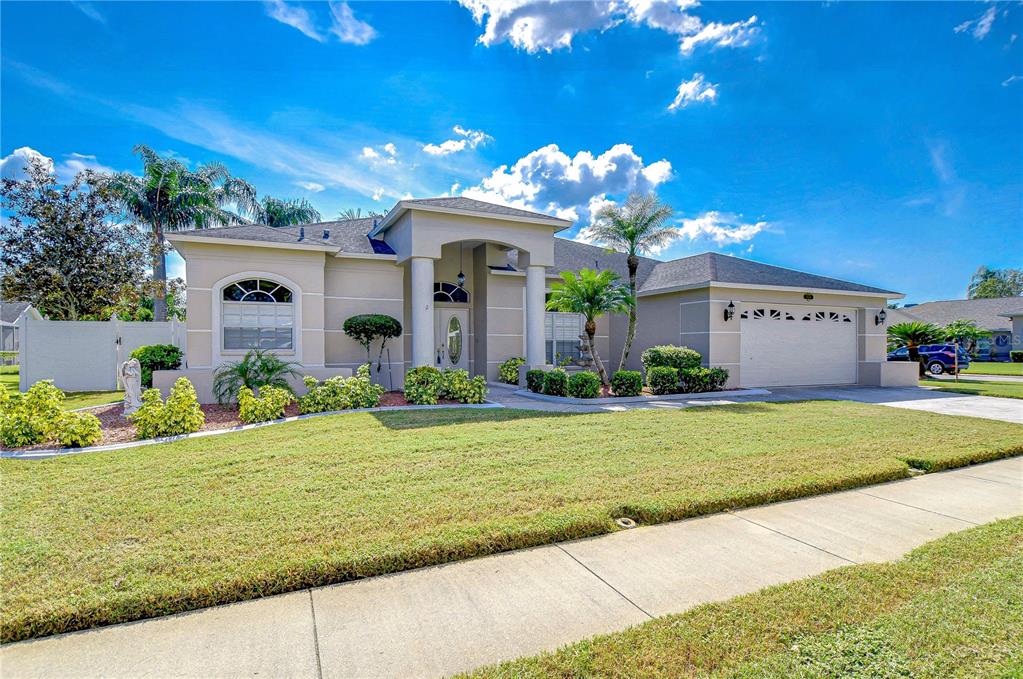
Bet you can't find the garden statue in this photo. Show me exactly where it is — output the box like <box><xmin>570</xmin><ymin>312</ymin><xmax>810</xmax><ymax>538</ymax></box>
<box><xmin>118</xmin><ymin>357</ymin><xmax>143</xmax><ymax>416</ymax></box>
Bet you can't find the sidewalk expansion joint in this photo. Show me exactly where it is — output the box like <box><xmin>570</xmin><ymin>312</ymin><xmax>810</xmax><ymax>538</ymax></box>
<box><xmin>308</xmin><ymin>590</ymin><xmax>324</xmax><ymax>679</ymax></box>
<box><xmin>727</xmin><ymin>513</ymin><xmax>858</xmax><ymax>566</ymax></box>
<box><xmin>957</xmin><ymin>473</ymin><xmax>1021</xmax><ymax>488</ymax></box>
<box><xmin>854</xmin><ymin>490</ymin><xmax>980</xmax><ymax>526</ymax></box>
<box><xmin>554</xmin><ymin>544</ymin><xmax>654</xmax><ymax>620</ymax></box>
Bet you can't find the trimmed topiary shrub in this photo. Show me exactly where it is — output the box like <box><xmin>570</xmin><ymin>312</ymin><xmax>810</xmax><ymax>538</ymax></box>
<box><xmin>641</xmin><ymin>345</ymin><xmax>702</xmax><ymax>374</ymax></box>
<box><xmin>130</xmin><ymin>344</ymin><xmax>183</xmax><ymax>388</ymax></box>
<box><xmin>342</xmin><ymin>314</ymin><xmax>402</xmax><ymax>373</ymax></box>
<box><xmin>526</xmin><ymin>369</ymin><xmax>546</xmax><ymax>393</ymax></box>
<box><xmin>498</xmin><ymin>357</ymin><xmax>525</xmax><ymax>384</ymax></box>
<box><xmin>404</xmin><ymin>366</ymin><xmax>443</xmax><ymax>405</ymax></box>
<box><xmin>679</xmin><ymin>367</ymin><xmax>730</xmax><ymax>393</ymax></box>
<box><xmin>567</xmin><ymin>371</ymin><xmax>601</xmax><ymax>399</ymax></box>
<box><xmin>610</xmin><ymin>370</ymin><xmax>643</xmax><ymax>397</ymax></box>
<box><xmin>647</xmin><ymin>366</ymin><xmax>679</xmax><ymax>395</ymax></box>
<box><xmin>440</xmin><ymin>369</ymin><xmax>489</xmax><ymax>404</ymax></box>
<box><xmin>238</xmin><ymin>385</ymin><xmax>295</xmax><ymax>424</ymax></box>
<box><xmin>1011</xmin><ymin>351</ymin><xmax>1023</xmax><ymax>363</ymax></box>
<box><xmin>542</xmin><ymin>368</ymin><xmax>568</xmax><ymax>396</ymax></box>
<box><xmin>55</xmin><ymin>411</ymin><xmax>103</xmax><ymax>448</ymax></box>
<box><xmin>130</xmin><ymin>377</ymin><xmax>205</xmax><ymax>440</ymax></box>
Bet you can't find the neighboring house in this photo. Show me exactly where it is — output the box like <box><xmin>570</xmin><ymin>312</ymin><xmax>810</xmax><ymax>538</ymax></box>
<box><xmin>887</xmin><ymin>297</ymin><xmax>1023</xmax><ymax>359</ymax></box>
<box><xmin>1000</xmin><ymin>308</ymin><xmax>1023</xmax><ymax>356</ymax></box>
<box><xmin>0</xmin><ymin>301</ymin><xmax>41</xmax><ymax>363</ymax></box>
<box><xmin>162</xmin><ymin>197</ymin><xmax>911</xmax><ymax>401</ymax></box>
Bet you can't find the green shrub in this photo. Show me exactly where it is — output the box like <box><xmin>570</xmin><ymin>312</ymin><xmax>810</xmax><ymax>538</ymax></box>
<box><xmin>130</xmin><ymin>344</ymin><xmax>183</xmax><ymax>388</ymax></box>
<box><xmin>55</xmin><ymin>411</ymin><xmax>103</xmax><ymax>448</ymax></box>
<box><xmin>1011</xmin><ymin>351</ymin><xmax>1023</xmax><ymax>363</ymax></box>
<box><xmin>129</xmin><ymin>378</ymin><xmax>205</xmax><ymax>439</ymax></box>
<box><xmin>498</xmin><ymin>357</ymin><xmax>525</xmax><ymax>384</ymax></box>
<box><xmin>298</xmin><ymin>365</ymin><xmax>384</xmax><ymax>414</ymax></box>
<box><xmin>526</xmin><ymin>369</ymin><xmax>546</xmax><ymax>393</ymax></box>
<box><xmin>0</xmin><ymin>380</ymin><xmax>65</xmax><ymax>447</ymax></box>
<box><xmin>404</xmin><ymin>366</ymin><xmax>443</xmax><ymax>405</ymax></box>
<box><xmin>641</xmin><ymin>345</ymin><xmax>702</xmax><ymax>374</ymax></box>
<box><xmin>212</xmin><ymin>349</ymin><xmax>300</xmax><ymax>404</ymax></box>
<box><xmin>567</xmin><ymin>371</ymin><xmax>601</xmax><ymax>398</ymax></box>
<box><xmin>440</xmin><ymin>369</ymin><xmax>489</xmax><ymax>404</ymax></box>
<box><xmin>679</xmin><ymin>367</ymin><xmax>730</xmax><ymax>393</ymax></box>
<box><xmin>238</xmin><ymin>385</ymin><xmax>294</xmax><ymax>424</ymax></box>
<box><xmin>647</xmin><ymin>366</ymin><xmax>679</xmax><ymax>395</ymax></box>
<box><xmin>610</xmin><ymin>370</ymin><xmax>643</xmax><ymax>397</ymax></box>
<box><xmin>342</xmin><ymin>314</ymin><xmax>402</xmax><ymax>372</ymax></box>
<box><xmin>542</xmin><ymin>368</ymin><xmax>568</xmax><ymax>397</ymax></box>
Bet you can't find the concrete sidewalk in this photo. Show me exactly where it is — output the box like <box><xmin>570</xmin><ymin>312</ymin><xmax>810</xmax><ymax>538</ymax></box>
<box><xmin>3</xmin><ymin>457</ymin><xmax>1020</xmax><ymax>679</ymax></box>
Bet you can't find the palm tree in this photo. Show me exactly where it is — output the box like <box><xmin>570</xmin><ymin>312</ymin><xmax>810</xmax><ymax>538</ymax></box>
<box><xmin>588</xmin><ymin>193</ymin><xmax>675</xmax><ymax>371</ymax></box>
<box><xmin>212</xmin><ymin>348</ymin><xmax>301</xmax><ymax>404</ymax></box>
<box><xmin>254</xmin><ymin>196</ymin><xmax>321</xmax><ymax>227</ymax></box>
<box><xmin>337</xmin><ymin>207</ymin><xmax>383</xmax><ymax>221</ymax></box>
<box><xmin>103</xmin><ymin>146</ymin><xmax>257</xmax><ymax>321</ymax></box>
<box><xmin>942</xmin><ymin>319</ymin><xmax>989</xmax><ymax>356</ymax></box>
<box><xmin>546</xmin><ymin>269</ymin><xmax>634</xmax><ymax>387</ymax></box>
<box><xmin>887</xmin><ymin>321</ymin><xmax>942</xmax><ymax>376</ymax></box>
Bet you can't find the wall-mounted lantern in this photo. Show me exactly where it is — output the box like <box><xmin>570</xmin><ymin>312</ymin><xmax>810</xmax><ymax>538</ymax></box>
<box><xmin>875</xmin><ymin>309</ymin><xmax>887</xmax><ymax>326</ymax></box>
<box><xmin>724</xmin><ymin>301</ymin><xmax>736</xmax><ymax>322</ymax></box>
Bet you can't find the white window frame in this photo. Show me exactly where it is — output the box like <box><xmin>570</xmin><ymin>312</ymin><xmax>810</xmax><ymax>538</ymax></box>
<box><xmin>545</xmin><ymin>312</ymin><xmax>583</xmax><ymax>365</ymax></box>
<box><xmin>212</xmin><ymin>272</ymin><xmax>303</xmax><ymax>365</ymax></box>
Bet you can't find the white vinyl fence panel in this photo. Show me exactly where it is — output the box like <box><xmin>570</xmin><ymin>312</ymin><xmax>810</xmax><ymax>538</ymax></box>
<box><xmin>19</xmin><ymin>318</ymin><xmax>183</xmax><ymax>392</ymax></box>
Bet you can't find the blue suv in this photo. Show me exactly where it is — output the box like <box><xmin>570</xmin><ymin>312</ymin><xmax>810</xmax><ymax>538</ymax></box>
<box><xmin>887</xmin><ymin>344</ymin><xmax>971</xmax><ymax>375</ymax></box>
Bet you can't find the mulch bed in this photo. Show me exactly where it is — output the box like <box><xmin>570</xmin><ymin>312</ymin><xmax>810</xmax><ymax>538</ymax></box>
<box><xmin>2</xmin><ymin>392</ymin><xmax>463</xmax><ymax>452</ymax></box>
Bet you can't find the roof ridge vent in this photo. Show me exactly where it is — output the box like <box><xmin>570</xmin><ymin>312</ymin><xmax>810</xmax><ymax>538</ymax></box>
<box><xmin>323</xmin><ymin>228</ymin><xmax>330</xmax><ymax>240</ymax></box>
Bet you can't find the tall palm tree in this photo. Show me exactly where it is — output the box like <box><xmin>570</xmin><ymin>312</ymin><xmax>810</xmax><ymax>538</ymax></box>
<box><xmin>104</xmin><ymin>146</ymin><xmax>257</xmax><ymax>321</ymax></box>
<box><xmin>588</xmin><ymin>193</ymin><xmax>675</xmax><ymax>371</ymax></box>
<box><xmin>254</xmin><ymin>196</ymin><xmax>321</xmax><ymax>227</ymax></box>
<box><xmin>887</xmin><ymin>321</ymin><xmax>942</xmax><ymax>376</ymax></box>
<box><xmin>546</xmin><ymin>268</ymin><xmax>634</xmax><ymax>387</ymax></box>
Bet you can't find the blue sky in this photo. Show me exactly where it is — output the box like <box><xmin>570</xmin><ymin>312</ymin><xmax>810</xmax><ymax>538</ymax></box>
<box><xmin>2</xmin><ymin>1</ymin><xmax>1020</xmax><ymax>303</ymax></box>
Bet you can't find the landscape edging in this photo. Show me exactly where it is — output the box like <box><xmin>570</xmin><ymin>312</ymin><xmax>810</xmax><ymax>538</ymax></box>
<box><xmin>512</xmin><ymin>387</ymin><xmax>771</xmax><ymax>405</ymax></box>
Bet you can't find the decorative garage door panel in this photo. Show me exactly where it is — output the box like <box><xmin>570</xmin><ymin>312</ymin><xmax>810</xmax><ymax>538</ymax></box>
<box><xmin>739</xmin><ymin>305</ymin><xmax>857</xmax><ymax>387</ymax></box>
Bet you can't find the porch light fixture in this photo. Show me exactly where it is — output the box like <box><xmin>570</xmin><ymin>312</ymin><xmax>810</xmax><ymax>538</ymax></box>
<box><xmin>875</xmin><ymin>309</ymin><xmax>887</xmax><ymax>326</ymax></box>
<box><xmin>724</xmin><ymin>301</ymin><xmax>736</xmax><ymax>322</ymax></box>
<box><xmin>456</xmin><ymin>245</ymin><xmax>466</xmax><ymax>288</ymax></box>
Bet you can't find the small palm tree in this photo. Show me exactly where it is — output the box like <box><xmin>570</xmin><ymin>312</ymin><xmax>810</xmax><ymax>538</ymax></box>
<box><xmin>104</xmin><ymin>145</ymin><xmax>257</xmax><ymax>321</ymax></box>
<box><xmin>888</xmin><ymin>321</ymin><xmax>942</xmax><ymax>376</ymax></box>
<box><xmin>588</xmin><ymin>193</ymin><xmax>675</xmax><ymax>372</ymax></box>
<box><xmin>337</xmin><ymin>207</ymin><xmax>383</xmax><ymax>221</ymax></box>
<box><xmin>547</xmin><ymin>269</ymin><xmax>635</xmax><ymax>387</ymax></box>
<box><xmin>942</xmin><ymin>319</ymin><xmax>989</xmax><ymax>355</ymax></box>
<box><xmin>212</xmin><ymin>348</ymin><xmax>301</xmax><ymax>404</ymax></box>
<box><xmin>254</xmin><ymin>196</ymin><xmax>321</xmax><ymax>227</ymax></box>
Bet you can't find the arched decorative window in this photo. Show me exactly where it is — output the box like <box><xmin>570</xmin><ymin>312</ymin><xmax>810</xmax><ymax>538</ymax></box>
<box><xmin>221</xmin><ymin>278</ymin><xmax>294</xmax><ymax>351</ymax></box>
<box><xmin>434</xmin><ymin>282</ymin><xmax>469</xmax><ymax>304</ymax></box>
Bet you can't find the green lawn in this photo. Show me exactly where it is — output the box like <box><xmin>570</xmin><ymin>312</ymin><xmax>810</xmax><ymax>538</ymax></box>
<box><xmin>922</xmin><ymin>378</ymin><xmax>1023</xmax><ymax>400</ymax></box>
<box><xmin>1</xmin><ymin>366</ymin><xmax>121</xmax><ymax>409</ymax></box>
<box><xmin>2</xmin><ymin>402</ymin><xmax>1022</xmax><ymax>643</ymax></box>
<box><xmin>962</xmin><ymin>361</ymin><xmax>1023</xmax><ymax>376</ymax></box>
<box><xmin>467</xmin><ymin>517</ymin><xmax>1023</xmax><ymax>678</ymax></box>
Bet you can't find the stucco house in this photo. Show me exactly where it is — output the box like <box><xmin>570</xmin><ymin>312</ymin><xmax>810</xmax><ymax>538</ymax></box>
<box><xmin>161</xmin><ymin>197</ymin><xmax>915</xmax><ymax>402</ymax></box>
<box><xmin>887</xmin><ymin>297</ymin><xmax>1023</xmax><ymax>359</ymax></box>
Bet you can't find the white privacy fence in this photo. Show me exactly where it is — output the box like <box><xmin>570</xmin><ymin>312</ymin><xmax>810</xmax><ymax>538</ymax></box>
<box><xmin>18</xmin><ymin>318</ymin><xmax>184</xmax><ymax>392</ymax></box>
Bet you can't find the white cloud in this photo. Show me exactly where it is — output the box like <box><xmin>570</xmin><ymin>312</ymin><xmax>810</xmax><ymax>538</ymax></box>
<box><xmin>460</xmin><ymin>142</ymin><xmax>673</xmax><ymax>224</ymax></box>
<box><xmin>1002</xmin><ymin>74</ymin><xmax>1022</xmax><ymax>87</ymax></box>
<box><xmin>675</xmin><ymin>211</ymin><xmax>767</xmax><ymax>245</ymax></box>
<box><xmin>328</xmin><ymin>1</ymin><xmax>377</xmax><ymax>45</ymax></box>
<box><xmin>361</xmin><ymin>146</ymin><xmax>380</xmax><ymax>159</ymax></box>
<box><xmin>296</xmin><ymin>181</ymin><xmax>326</xmax><ymax>192</ymax></box>
<box><xmin>667</xmin><ymin>73</ymin><xmax>718</xmax><ymax>111</ymax></box>
<box><xmin>372</xmin><ymin>188</ymin><xmax>385</xmax><ymax>201</ymax></box>
<box><xmin>382</xmin><ymin>142</ymin><xmax>397</xmax><ymax>157</ymax></box>
<box><xmin>458</xmin><ymin>0</ymin><xmax>758</xmax><ymax>56</ymax></box>
<box><xmin>362</xmin><ymin>143</ymin><xmax>398</xmax><ymax>165</ymax></box>
<box><xmin>423</xmin><ymin>125</ymin><xmax>493</xmax><ymax>156</ymax></box>
<box><xmin>954</xmin><ymin>6</ymin><xmax>998</xmax><ymax>40</ymax></box>
<box><xmin>0</xmin><ymin>147</ymin><xmax>54</xmax><ymax>179</ymax></box>
<box><xmin>56</xmin><ymin>152</ymin><xmax>113</xmax><ymax>179</ymax></box>
<box><xmin>71</xmin><ymin>1</ymin><xmax>106</xmax><ymax>25</ymax></box>
<box><xmin>264</xmin><ymin>0</ymin><xmax>326</xmax><ymax>42</ymax></box>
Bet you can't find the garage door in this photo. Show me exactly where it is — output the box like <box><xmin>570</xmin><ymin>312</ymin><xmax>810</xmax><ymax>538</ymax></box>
<box><xmin>739</xmin><ymin>305</ymin><xmax>857</xmax><ymax>387</ymax></box>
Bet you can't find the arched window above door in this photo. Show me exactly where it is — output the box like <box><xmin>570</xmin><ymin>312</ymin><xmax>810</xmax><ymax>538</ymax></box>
<box><xmin>434</xmin><ymin>282</ymin><xmax>469</xmax><ymax>304</ymax></box>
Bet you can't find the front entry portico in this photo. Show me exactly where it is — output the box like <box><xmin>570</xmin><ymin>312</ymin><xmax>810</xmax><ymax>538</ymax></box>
<box><xmin>435</xmin><ymin>308</ymin><xmax>468</xmax><ymax>370</ymax></box>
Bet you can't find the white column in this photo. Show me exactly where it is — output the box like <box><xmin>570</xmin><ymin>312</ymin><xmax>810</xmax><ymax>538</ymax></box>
<box><xmin>525</xmin><ymin>264</ymin><xmax>547</xmax><ymax>367</ymax></box>
<box><xmin>410</xmin><ymin>257</ymin><xmax>435</xmax><ymax>367</ymax></box>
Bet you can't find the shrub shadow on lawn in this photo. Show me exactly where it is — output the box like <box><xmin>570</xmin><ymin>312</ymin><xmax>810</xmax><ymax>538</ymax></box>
<box><xmin>370</xmin><ymin>407</ymin><xmax>573</xmax><ymax>430</ymax></box>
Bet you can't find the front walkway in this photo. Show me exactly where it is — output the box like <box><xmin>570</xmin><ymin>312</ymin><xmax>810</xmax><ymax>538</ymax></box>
<box><xmin>487</xmin><ymin>382</ymin><xmax>1023</xmax><ymax>424</ymax></box>
<box><xmin>3</xmin><ymin>457</ymin><xmax>1020</xmax><ymax>679</ymax></box>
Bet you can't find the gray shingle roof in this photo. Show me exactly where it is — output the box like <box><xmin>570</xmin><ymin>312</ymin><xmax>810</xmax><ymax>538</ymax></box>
<box><xmin>550</xmin><ymin>238</ymin><xmax>660</xmax><ymax>283</ymax></box>
<box><xmin>169</xmin><ymin>218</ymin><xmax>393</xmax><ymax>255</ymax></box>
<box><xmin>404</xmin><ymin>197</ymin><xmax>569</xmax><ymax>224</ymax></box>
<box><xmin>0</xmin><ymin>301</ymin><xmax>30</xmax><ymax>324</ymax></box>
<box><xmin>886</xmin><ymin>297</ymin><xmax>1023</xmax><ymax>332</ymax></box>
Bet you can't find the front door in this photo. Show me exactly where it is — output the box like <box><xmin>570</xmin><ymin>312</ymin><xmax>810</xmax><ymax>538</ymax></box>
<box><xmin>435</xmin><ymin>309</ymin><xmax>469</xmax><ymax>370</ymax></box>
